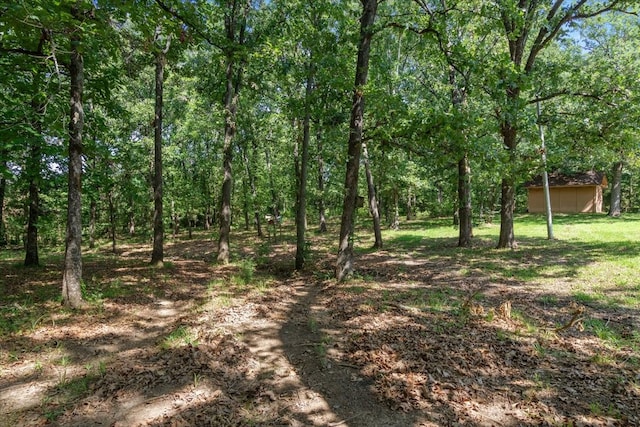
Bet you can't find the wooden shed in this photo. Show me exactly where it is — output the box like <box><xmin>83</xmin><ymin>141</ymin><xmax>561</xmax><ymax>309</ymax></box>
<box><xmin>525</xmin><ymin>171</ymin><xmax>608</xmax><ymax>213</ymax></box>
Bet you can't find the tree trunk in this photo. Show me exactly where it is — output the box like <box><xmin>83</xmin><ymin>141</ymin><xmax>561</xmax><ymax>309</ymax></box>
<box><xmin>390</xmin><ymin>187</ymin><xmax>400</xmax><ymax>230</ymax></box>
<box><xmin>62</xmin><ymin>26</ymin><xmax>86</xmax><ymax>308</ymax></box>
<box><xmin>497</xmin><ymin>177</ymin><xmax>517</xmax><ymax>249</ymax></box>
<box><xmin>250</xmin><ymin>143</ymin><xmax>263</xmax><ymax>237</ymax></box>
<box><xmin>336</xmin><ymin>0</ymin><xmax>378</xmax><ymax>281</ymax></box>
<box><xmin>295</xmin><ymin>61</ymin><xmax>314</xmax><ymax>270</ymax></box>
<box><xmin>108</xmin><ymin>190</ymin><xmax>116</xmax><ymax>253</ymax></box>
<box><xmin>171</xmin><ymin>200</ymin><xmax>178</xmax><ymax>238</ymax></box>
<box><xmin>24</xmin><ymin>97</ymin><xmax>46</xmax><ymax>266</ymax></box>
<box><xmin>24</xmin><ymin>135</ymin><xmax>41</xmax><ymax>266</ymax></box>
<box><xmin>265</xmin><ymin>147</ymin><xmax>279</xmax><ymax>217</ymax></box>
<box><xmin>217</xmin><ymin>57</ymin><xmax>238</xmax><ymax>264</ymax></box>
<box><xmin>205</xmin><ymin>205</ymin><xmax>212</xmax><ymax>230</ymax></box>
<box><xmin>316</xmin><ymin>126</ymin><xmax>327</xmax><ymax>233</ymax></box>
<box><xmin>217</xmin><ymin>1</ymin><xmax>247</xmax><ymax>264</ymax></box>
<box><xmin>0</xmin><ymin>154</ymin><xmax>6</xmax><ymax>247</ymax></box>
<box><xmin>608</xmin><ymin>161</ymin><xmax>623</xmax><ymax>217</ymax></box>
<box><xmin>151</xmin><ymin>48</ymin><xmax>166</xmax><ymax>266</ymax></box>
<box><xmin>497</xmin><ymin>114</ymin><xmax>518</xmax><ymax>249</ymax></box>
<box><xmin>406</xmin><ymin>186</ymin><xmax>413</xmax><ymax>220</ymax></box>
<box><xmin>89</xmin><ymin>196</ymin><xmax>96</xmax><ymax>249</ymax></box>
<box><xmin>241</xmin><ymin>141</ymin><xmax>263</xmax><ymax>237</ymax></box>
<box><xmin>128</xmin><ymin>210</ymin><xmax>135</xmax><ymax>235</ymax></box>
<box><xmin>362</xmin><ymin>143</ymin><xmax>382</xmax><ymax>249</ymax></box>
<box><xmin>457</xmin><ymin>153</ymin><xmax>473</xmax><ymax>247</ymax></box>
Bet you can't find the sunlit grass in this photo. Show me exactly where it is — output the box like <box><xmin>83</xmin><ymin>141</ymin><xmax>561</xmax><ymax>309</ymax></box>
<box><xmin>371</xmin><ymin>213</ymin><xmax>640</xmax><ymax>310</ymax></box>
<box><xmin>160</xmin><ymin>325</ymin><xmax>198</xmax><ymax>349</ymax></box>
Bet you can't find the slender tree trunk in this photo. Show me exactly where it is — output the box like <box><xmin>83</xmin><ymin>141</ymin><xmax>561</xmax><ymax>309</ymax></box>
<box><xmin>0</xmin><ymin>154</ymin><xmax>6</xmax><ymax>247</ymax></box>
<box><xmin>89</xmin><ymin>196</ymin><xmax>96</xmax><ymax>249</ymax></box>
<box><xmin>265</xmin><ymin>148</ymin><xmax>279</xmax><ymax>217</ymax></box>
<box><xmin>406</xmin><ymin>186</ymin><xmax>413</xmax><ymax>220</ymax></box>
<box><xmin>170</xmin><ymin>200</ymin><xmax>177</xmax><ymax>238</ymax></box>
<box><xmin>243</xmin><ymin>142</ymin><xmax>263</xmax><ymax>237</ymax></box>
<box><xmin>447</xmin><ymin>65</ymin><xmax>473</xmax><ymax>247</ymax></box>
<box><xmin>151</xmin><ymin>48</ymin><xmax>166</xmax><ymax>266</ymax></box>
<box><xmin>250</xmin><ymin>143</ymin><xmax>263</xmax><ymax>238</ymax></box>
<box><xmin>316</xmin><ymin>126</ymin><xmax>327</xmax><ymax>233</ymax></box>
<box><xmin>362</xmin><ymin>143</ymin><xmax>382</xmax><ymax>249</ymax></box>
<box><xmin>295</xmin><ymin>61</ymin><xmax>314</xmax><ymax>270</ymax></box>
<box><xmin>62</xmin><ymin>26</ymin><xmax>86</xmax><ymax>308</ymax></box>
<box><xmin>457</xmin><ymin>153</ymin><xmax>473</xmax><ymax>247</ymax></box>
<box><xmin>217</xmin><ymin>58</ymin><xmax>238</xmax><ymax>264</ymax></box>
<box><xmin>108</xmin><ymin>190</ymin><xmax>116</xmax><ymax>253</ymax></box>
<box><xmin>608</xmin><ymin>161</ymin><xmax>623</xmax><ymax>217</ymax></box>
<box><xmin>24</xmin><ymin>135</ymin><xmax>41</xmax><ymax>266</ymax></box>
<box><xmin>336</xmin><ymin>0</ymin><xmax>378</xmax><ymax>281</ymax></box>
<box><xmin>128</xmin><ymin>210</ymin><xmax>135</xmax><ymax>235</ymax></box>
<box><xmin>88</xmin><ymin>151</ymin><xmax>97</xmax><ymax>250</ymax></box>
<box><xmin>241</xmin><ymin>176</ymin><xmax>250</xmax><ymax>231</ymax></box>
<box><xmin>390</xmin><ymin>187</ymin><xmax>400</xmax><ymax>230</ymax></box>
<box><xmin>205</xmin><ymin>205</ymin><xmax>211</xmax><ymax>230</ymax></box>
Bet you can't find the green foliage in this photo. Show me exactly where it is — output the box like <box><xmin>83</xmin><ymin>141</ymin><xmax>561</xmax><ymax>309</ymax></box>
<box><xmin>1</xmin><ymin>0</ymin><xmax>638</xmax><ymax>282</ymax></box>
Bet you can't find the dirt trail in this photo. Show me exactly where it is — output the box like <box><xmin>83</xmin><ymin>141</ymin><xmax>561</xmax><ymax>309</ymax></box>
<box><xmin>6</xmin><ymin>262</ymin><xmax>417</xmax><ymax>426</ymax></box>
<box><xmin>240</xmin><ymin>278</ymin><xmax>419</xmax><ymax>427</ymax></box>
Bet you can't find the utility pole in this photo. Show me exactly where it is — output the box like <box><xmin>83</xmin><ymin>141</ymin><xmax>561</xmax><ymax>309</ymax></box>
<box><xmin>537</xmin><ymin>99</ymin><xmax>554</xmax><ymax>240</ymax></box>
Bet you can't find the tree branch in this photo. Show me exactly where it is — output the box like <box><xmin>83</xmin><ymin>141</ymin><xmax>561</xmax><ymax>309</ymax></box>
<box><xmin>528</xmin><ymin>90</ymin><xmax>618</xmax><ymax>107</ymax></box>
<box><xmin>0</xmin><ymin>46</ymin><xmax>48</xmax><ymax>58</ymax></box>
<box><xmin>154</xmin><ymin>0</ymin><xmax>225</xmax><ymax>51</ymax></box>
<box><xmin>525</xmin><ymin>0</ymin><xmax>627</xmax><ymax>73</ymax></box>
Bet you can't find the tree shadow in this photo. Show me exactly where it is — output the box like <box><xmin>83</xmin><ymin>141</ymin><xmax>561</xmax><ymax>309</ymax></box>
<box><xmin>276</xmin><ymin>279</ymin><xmax>422</xmax><ymax>427</ymax></box>
<box><xmin>311</xmin><ymin>279</ymin><xmax>639</xmax><ymax>425</ymax></box>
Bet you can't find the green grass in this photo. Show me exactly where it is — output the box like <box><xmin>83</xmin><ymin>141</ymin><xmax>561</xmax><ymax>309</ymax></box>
<box><xmin>374</xmin><ymin>214</ymin><xmax>640</xmax><ymax>311</ymax></box>
<box><xmin>160</xmin><ymin>325</ymin><xmax>198</xmax><ymax>349</ymax></box>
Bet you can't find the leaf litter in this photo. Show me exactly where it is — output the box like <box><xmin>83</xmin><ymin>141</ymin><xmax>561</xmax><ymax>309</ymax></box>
<box><xmin>0</xmin><ymin>236</ymin><xmax>638</xmax><ymax>426</ymax></box>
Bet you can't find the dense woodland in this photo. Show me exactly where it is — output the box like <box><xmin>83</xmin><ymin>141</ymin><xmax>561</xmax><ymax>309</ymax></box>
<box><xmin>1</xmin><ymin>1</ymin><xmax>639</xmax><ymax>306</ymax></box>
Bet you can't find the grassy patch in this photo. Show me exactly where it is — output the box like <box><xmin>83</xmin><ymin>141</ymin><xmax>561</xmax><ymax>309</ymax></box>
<box><xmin>231</xmin><ymin>258</ymin><xmax>256</xmax><ymax>286</ymax></box>
<box><xmin>161</xmin><ymin>325</ymin><xmax>198</xmax><ymax>349</ymax></box>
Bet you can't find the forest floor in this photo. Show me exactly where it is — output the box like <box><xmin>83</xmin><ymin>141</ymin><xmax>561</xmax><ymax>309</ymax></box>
<box><xmin>1</xmin><ymin>223</ymin><xmax>639</xmax><ymax>426</ymax></box>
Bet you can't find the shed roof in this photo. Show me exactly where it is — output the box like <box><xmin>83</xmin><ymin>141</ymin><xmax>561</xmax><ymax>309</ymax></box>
<box><xmin>525</xmin><ymin>171</ymin><xmax>607</xmax><ymax>188</ymax></box>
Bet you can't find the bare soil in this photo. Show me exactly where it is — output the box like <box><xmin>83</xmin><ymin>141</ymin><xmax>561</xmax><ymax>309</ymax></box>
<box><xmin>0</xmin><ymin>232</ymin><xmax>638</xmax><ymax>426</ymax></box>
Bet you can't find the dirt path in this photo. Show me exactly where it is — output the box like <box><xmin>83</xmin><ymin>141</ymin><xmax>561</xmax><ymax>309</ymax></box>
<box><xmin>242</xmin><ymin>278</ymin><xmax>419</xmax><ymax>427</ymax></box>
<box><xmin>1</xmin><ymin>249</ymin><xmax>419</xmax><ymax>426</ymax></box>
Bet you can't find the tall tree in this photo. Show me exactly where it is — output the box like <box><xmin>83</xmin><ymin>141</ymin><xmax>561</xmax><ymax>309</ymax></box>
<box><xmin>151</xmin><ymin>27</ymin><xmax>172</xmax><ymax>266</ymax></box>
<box><xmin>0</xmin><ymin>150</ymin><xmax>6</xmax><ymax>247</ymax></box>
<box><xmin>489</xmin><ymin>0</ymin><xmax>629</xmax><ymax>248</ymax></box>
<box><xmin>316</xmin><ymin>124</ymin><xmax>328</xmax><ymax>233</ymax></box>
<box><xmin>62</xmin><ymin>4</ymin><xmax>87</xmax><ymax>308</ymax></box>
<box><xmin>362</xmin><ymin>142</ymin><xmax>382</xmax><ymax>248</ymax></box>
<box><xmin>336</xmin><ymin>0</ymin><xmax>380</xmax><ymax>281</ymax></box>
<box><xmin>24</xmin><ymin>101</ymin><xmax>44</xmax><ymax>266</ymax></box>
<box><xmin>294</xmin><ymin>61</ymin><xmax>313</xmax><ymax>269</ymax></box>
<box><xmin>217</xmin><ymin>0</ymin><xmax>249</xmax><ymax>264</ymax></box>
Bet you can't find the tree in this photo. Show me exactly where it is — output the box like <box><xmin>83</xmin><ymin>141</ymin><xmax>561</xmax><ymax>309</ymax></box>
<box><xmin>0</xmin><ymin>148</ymin><xmax>8</xmax><ymax>247</ymax></box>
<box><xmin>487</xmin><ymin>0</ymin><xmax>630</xmax><ymax>248</ymax></box>
<box><xmin>362</xmin><ymin>142</ymin><xmax>382</xmax><ymax>248</ymax></box>
<box><xmin>151</xmin><ymin>27</ymin><xmax>172</xmax><ymax>266</ymax></box>
<box><xmin>62</xmin><ymin>4</ymin><xmax>88</xmax><ymax>308</ymax></box>
<box><xmin>294</xmin><ymin>63</ymin><xmax>313</xmax><ymax>269</ymax></box>
<box><xmin>406</xmin><ymin>0</ymin><xmax>491</xmax><ymax>247</ymax></box>
<box><xmin>543</xmin><ymin>9</ymin><xmax>640</xmax><ymax>217</ymax></box>
<box><xmin>336</xmin><ymin>0</ymin><xmax>380</xmax><ymax>281</ymax></box>
<box><xmin>216</xmin><ymin>0</ymin><xmax>250</xmax><ymax>264</ymax></box>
